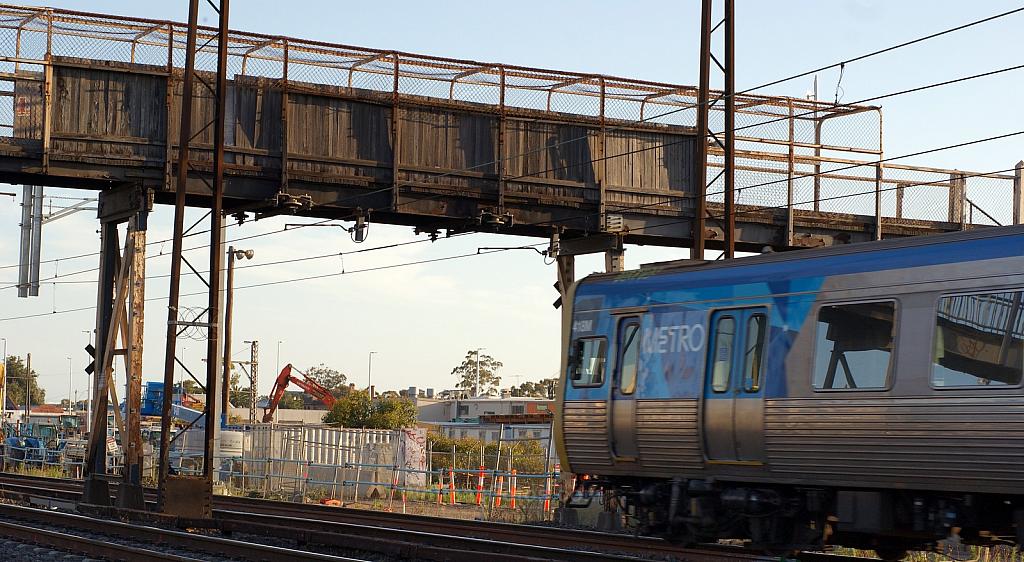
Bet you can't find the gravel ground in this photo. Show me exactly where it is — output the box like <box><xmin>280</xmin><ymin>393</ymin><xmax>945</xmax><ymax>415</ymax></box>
<box><xmin>0</xmin><ymin>537</ymin><xmax>103</xmax><ymax>562</ymax></box>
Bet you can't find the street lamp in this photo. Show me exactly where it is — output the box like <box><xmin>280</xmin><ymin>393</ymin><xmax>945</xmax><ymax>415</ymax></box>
<box><xmin>66</xmin><ymin>356</ymin><xmax>73</xmax><ymax>414</ymax></box>
<box><xmin>367</xmin><ymin>351</ymin><xmax>378</xmax><ymax>394</ymax></box>
<box><xmin>222</xmin><ymin>246</ymin><xmax>254</xmax><ymax>419</ymax></box>
<box><xmin>276</xmin><ymin>340</ymin><xmax>283</xmax><ymax>376</ymax></box>
<box><xmin>475</xmin><ymin>347</ymin><xmax>486</xmax><ymax>397</ymax></box>
<box><xmin>1</xmin><ymin>337</ymin><xmax>7</xmax><ymax>431</ymax></box>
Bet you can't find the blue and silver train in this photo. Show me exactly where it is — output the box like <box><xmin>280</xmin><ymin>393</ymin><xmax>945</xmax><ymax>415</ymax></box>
<box><xmin>555</xmin><ymin>226</ymin><xmax>1024</xmax><ymax>557</ymax></box>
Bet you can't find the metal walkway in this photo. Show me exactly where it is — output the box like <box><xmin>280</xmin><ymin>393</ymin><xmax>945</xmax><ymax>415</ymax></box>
<box><xmin>0</xmin><ymin>4</ymin><xmax>1019</xmax><ymax>249</ymax></box>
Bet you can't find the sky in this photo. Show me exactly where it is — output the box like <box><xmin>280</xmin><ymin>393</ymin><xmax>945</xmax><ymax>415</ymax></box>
<box><xmin>0</xmin><ymin>0</ymin><xmax>1022</xmax><ymax>405</ymax></box>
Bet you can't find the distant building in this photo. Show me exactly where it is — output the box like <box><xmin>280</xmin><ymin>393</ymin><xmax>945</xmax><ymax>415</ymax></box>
<box><xmin>417</xmin><ymin>395</ymin><xmax>553</xmax><ymax>423</ymax></box>
<box><xmin>416</xmin><ymin>395</ymin><xmax>554</xmax><ymax>444</ymax></box>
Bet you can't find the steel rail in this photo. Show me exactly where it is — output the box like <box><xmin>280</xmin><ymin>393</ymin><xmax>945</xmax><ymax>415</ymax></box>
<box><xmin>0</xmin><ymin>518</ymin><xmax>204</xmax><ymax>561</ymax></box>
<box><xmin>0</xmin><ymin>501</ymin><xmax>367</xmax><ymax>562</ymax></box>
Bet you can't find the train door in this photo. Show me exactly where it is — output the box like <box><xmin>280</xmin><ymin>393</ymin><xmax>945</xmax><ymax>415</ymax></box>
<box><xmin>703</xmin><ymin>308</ymin><xmax>768</xmax><ymax>462</ymax></box>
<box><xmin>609</xmin><ymin>316</ymin><xmax>641</xmax><ymax>460</ymax></box>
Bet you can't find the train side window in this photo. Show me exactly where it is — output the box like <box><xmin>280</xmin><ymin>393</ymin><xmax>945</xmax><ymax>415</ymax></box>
<box><xmin>813</xmin><ymin>301</ymin><xmax>895</xmax><ymax>390</ymax></box>
<box><xmin>710</xmin><ymin>316</ymin><xmax>736</xmax><ymax>393</ymax></box>
<box><xmin>931</xmin><ymin>290</ymin><xmax>1024</xmax><ymax>388</ymax></box>
<box><xmin>618</xmin><ymin>322</ymin><xmax>640</xmax><ymax>395</ymax></box>
<box><xmin>571</xmin><ymin>338</ymin><xmax>607</xmax><ymax>387</ymax></box>
<box><xmin>742</xmin><ymin>313</ymin><xmax>767</xmax><ymax>392</ymax></box>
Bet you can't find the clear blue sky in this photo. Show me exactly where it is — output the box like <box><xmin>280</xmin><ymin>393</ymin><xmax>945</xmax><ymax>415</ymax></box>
<box><xmin>1</xmin><ymin>1</ymin><xmax>1022</xmax><ymax>403</ymax></box>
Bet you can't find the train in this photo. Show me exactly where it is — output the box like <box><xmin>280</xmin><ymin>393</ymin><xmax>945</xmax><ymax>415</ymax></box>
<box><xmin>554</xmin><ymin>225</ymin><xmax>1024</xmax><ymax>558</ymax></box>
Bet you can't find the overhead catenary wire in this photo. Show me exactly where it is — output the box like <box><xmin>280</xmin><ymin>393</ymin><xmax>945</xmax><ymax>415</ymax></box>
<box><xmin>0</xmin><ymin>243</ymin><xmax>546</xmax><ymax>322</ymax></box>
<box><xmin>626</xmin><ymin>164</ymin><xmax>1024</xmax><ymax>239</ymax></box>
<box><xmin>0</xmin><ymin>4</ymin><xmax>1019</xmax><ymax>273</ymax></box>
<box><xmin>0</xmin><ymin>235</ymin><xmax>449</xmax><ymax>289</ymax></box>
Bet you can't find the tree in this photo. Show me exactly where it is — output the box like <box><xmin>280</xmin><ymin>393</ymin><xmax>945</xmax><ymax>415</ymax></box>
<box><xmin>277</xmin><ymin>392</ymin><xmax>305</xmax><ymax>410</ymax></box>
<box><xmin>229</xmin><ymin>366</ymin><xmax>241</xmax><ymax>400</ymax></box>
<box><xmin>232</xmin><ymin>386</ymin><xmax>253</xmax><ymax>409</ymax></box>
<box><xmin>323</xmin><ymin>390</ymin><xmax>417</xmax><ymax>429</ymax></box>
<box><xmin>451</xmin><ymin>350</ymin><xmax>502</xmax><ymax>395</ymax></box>
<box><xmin>3</xmin><ymin>355</ymin><xmax>46</xmax><ymax>407</ymax></box>
<box><xmin>306</xmin><ymin>363</ymin><xmax>348</xmax><ymax>399</ymax></box>
<box><xmin>514</xmin><ymin>377</ymin><xmax>558</xmax><ymax>398</ymax></box>
<box><xmin>175</xmin><ymin>379</ymin><xmax>202</xmax><ymax>395</ymax></box>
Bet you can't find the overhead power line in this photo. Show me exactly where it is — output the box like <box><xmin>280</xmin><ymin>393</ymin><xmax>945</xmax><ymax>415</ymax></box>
<box><xmin>628</xmin><ymin>164</ymin><xmax>1023</xmax><ymax>239</ymax></box>
<box><xmin>0</xmin><ymin>243</ymin><xmax>545</xmax><ymax>323</ymax></box>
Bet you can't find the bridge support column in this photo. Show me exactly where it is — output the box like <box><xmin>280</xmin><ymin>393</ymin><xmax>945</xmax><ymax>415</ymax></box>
<box><xmin>81</xmin><ymin>219</ymin><xmax>119</xmax><ymax>507</ymax></box>
<box><xmin>81</xmin><ymin>185</ymin><xmax>151</xmax><ymax>509</ymax></box>
<box><xmin>604</xmin><ymin>248</ymin><xmax>624</xmax><ymax>273</ymax></box>
<box><xmin>117</xmin><ymin>211</ymin><xmax>148</xmax><ymax>510</ymax></box>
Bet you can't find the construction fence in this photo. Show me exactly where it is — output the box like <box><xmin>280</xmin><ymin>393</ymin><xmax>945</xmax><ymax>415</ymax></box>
<box><xmin>169</xmin><ymin>423</ymin><xmax>562</xmax><ymax>522</ymax></box>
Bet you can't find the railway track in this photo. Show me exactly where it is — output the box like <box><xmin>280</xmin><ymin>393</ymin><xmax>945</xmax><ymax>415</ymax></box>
<box><xmin>0</xmin><ymin>501</ymin><xmax>366</xmax><ymax>561</ymax></box>
<box><xmin>0</xmin><ymin>472</ymin><xmax>874</xmax><ymax>561</ymax></box>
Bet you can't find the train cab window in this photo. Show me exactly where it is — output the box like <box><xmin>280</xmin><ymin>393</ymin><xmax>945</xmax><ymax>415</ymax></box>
<box><xmin>931</xmin><ymin>291</ymin><xmax>1024</xmax><ymax>388</ymax></box>
<box><xmin>742</xmin><ymin>314</ymin><xmax>767</xmax><ymax>392</ymax></box>
<box><xmin>571</xmin><ymin>338</ymin><xmax>607</xmax><ymax>387</ymax></box>
<box><xmin>813</xmin><ymin>301</ymin><xmax>895</xmax><ymax>390</ymax></box>
<box><xmin>710</xmin><ymin>316</ymin><xmax>736</xmax><ymax>392</ymax></box>
<box><xmin>618</xmin><ymin>322</ymin><xmax>641</xmax><ymax>395</ymax></box>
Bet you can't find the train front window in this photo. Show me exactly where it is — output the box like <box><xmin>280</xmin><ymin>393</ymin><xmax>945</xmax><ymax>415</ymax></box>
<box><xmin>813</xmin><ymin>301</ymin><xmax>895</xmax><ymax>390</ymax></box>
<box><xmin>571</xmin><ymin>338</ymin><xmax>607</xmax><ymax>387</ymax></box>
<box><xmin>932</xmin><ymin>291</ymin><xmax>1024</xmax><ymax>388</ymax></box>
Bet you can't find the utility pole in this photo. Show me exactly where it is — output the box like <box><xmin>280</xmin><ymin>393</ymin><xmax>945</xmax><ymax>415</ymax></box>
<box><xmin>723</xmin><ymin>0</ymin><xmax>736</xmax><ymax>259</ymax></box>
<box><xmin>66</xmin><ymin>356</ymin><xmax>72</xmax><ymax>413</ymax></box>
<box><xmin>367</xmin><ymin>351</ymin><xmax>377</xmax><ymax>395</ymax></box>
<box><xmin>25</xmin><ymin>353</ymin><xmax>31</xmax><ymax>424</ymax></box>
<box><xmin>222</xmin><ymin>246</ymin><xmax>254</xmax><ymax>424</ymax></box>
<box><xmin>1</xmin><ymin>338</ymin><xmax>7</xmax><ymax>435</ymax></box>
<box><xmin>693</xmin><ymin>0</ymin><xmax>736</xmax><ymax>259</ymax></box>
<box><xmin>474</xmin><ymin>347</ymin><xmax>485</xmax><ymax>397</ymax></box>
<box><xmin>276</xmin><ymin>340</ymin><xmax>283</xmax><ymax>377</ymax></box>
<box><xmin>244</xmin><ymin>340</ymin><xmax>258</xmax><ymax>425</ymax></box>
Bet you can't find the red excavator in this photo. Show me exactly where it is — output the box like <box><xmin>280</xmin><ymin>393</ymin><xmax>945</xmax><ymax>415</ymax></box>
<box><xmin>262</xmin><ymin>363</ymin><xmax>335</xmax><ymax>423</ymax></box>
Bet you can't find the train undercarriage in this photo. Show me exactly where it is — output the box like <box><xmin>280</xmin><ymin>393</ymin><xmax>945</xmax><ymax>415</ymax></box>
<box><xmin>570</xmin><ymin>476</ymin><xmax>1024</xmax><ymax>560</ymax></box>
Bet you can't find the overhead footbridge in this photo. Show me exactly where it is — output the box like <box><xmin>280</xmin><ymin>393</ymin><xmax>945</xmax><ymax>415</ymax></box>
<box><xmin>0</xmin><ymin>4</ymin><xmax>1019</xmax><ymax>252</ymax></box>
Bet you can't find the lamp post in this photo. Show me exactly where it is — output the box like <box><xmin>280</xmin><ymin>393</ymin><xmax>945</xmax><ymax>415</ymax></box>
<box><xmin>1</xmin><ymin>337</ymin><xmax>7</xmax><ymax>433</ymax></box>
<box><xmin>66</xmin><ymin>356</ymin><xmax>73</xmax><ymax>414</ymax></box>
<box><xmin>276</xmin><ymin>340</ymin><xmax>283</xmax><ymax>377</ymax></box>
<box><xmin>474</xmin><ymin>347</ymin><xmax>486</xmax><ymax>397</ymax></box>
<box><xmin>367</xmin><ymin>351</ymin><xmax>378</xmax><ymax>395</ymax></box>
<box><xmin>222</xmin><ymin>246</ymin><xmax>254</xmax><ymax>422</ymax></box>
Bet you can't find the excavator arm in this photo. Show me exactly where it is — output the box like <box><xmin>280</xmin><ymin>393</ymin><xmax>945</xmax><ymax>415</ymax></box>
<box><xmin>262</xmin><ymin>364</ymin><xmax>294</xmax><ymax>423</ymax></box>
<box><xmin>261</xmin><ymin>363</ymin><xmax>336</xmax><ymax>423</ymax></box>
